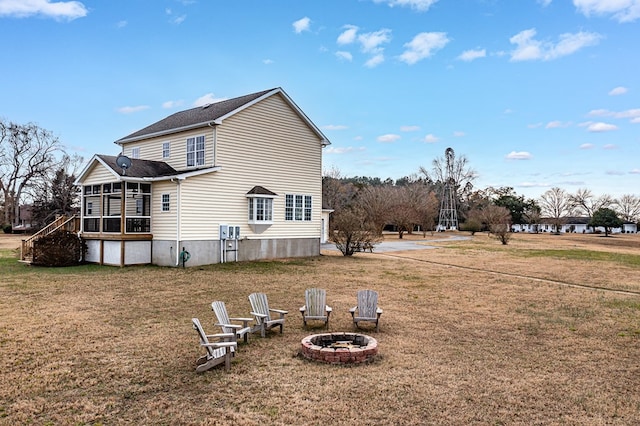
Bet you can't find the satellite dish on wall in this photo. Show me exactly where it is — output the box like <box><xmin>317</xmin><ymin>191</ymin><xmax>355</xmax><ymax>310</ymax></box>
<box><xmin>116</xmin><ymin>154</ymin><xmax>132</xmax><ymax>175</ymax></box>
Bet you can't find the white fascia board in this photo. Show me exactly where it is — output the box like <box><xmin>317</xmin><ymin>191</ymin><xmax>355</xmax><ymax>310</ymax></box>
<box><xmin>115</xmin><ymin>121</ymin><xmax>221</xmax><ymax>145</ymax></box>
<box><xmin>118</xmin><ymin>166</ymin><xmax>222</xmax><ymax>183</ymax></box>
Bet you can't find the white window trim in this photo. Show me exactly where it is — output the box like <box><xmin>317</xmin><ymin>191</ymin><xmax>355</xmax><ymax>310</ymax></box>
<box><xmin>247</xmin><ymin>194</ymin><xmax>274</xmax><ymax>224</ymax></box>
<box><xmin>162</xmin><ymin>141</ymin><xmax>170</xmax><ymax>159</ymax></box>
<box><xmin>186</xmin><ymin>135</ymin><xmax>205</xmax><ymax>167</ymax></box>
<box><xmin>161</xmin><ymin>193</ymin><xmax>170</xmax><ymax>212</ymax></box>
<box><xmin>285</xmin><ymin>194</ymin><xmax>312</xmax><ymax>221</ymax></box>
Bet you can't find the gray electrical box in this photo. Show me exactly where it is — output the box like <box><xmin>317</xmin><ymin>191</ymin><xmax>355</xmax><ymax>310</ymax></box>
<box><xmin>233</xmin><ymin>226</ymin><xmax>240</xmax><ymax>239</ymax></box>
<box><xmin>219</xmin><ymin>224</ymin><xmax>229</xmax><ymax>240</ymax></box>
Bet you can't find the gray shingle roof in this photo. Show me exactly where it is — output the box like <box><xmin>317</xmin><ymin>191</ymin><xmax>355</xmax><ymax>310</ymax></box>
<box><xmin>98</xmin><ymin>155</ymin><xmax>178</xmax><ymax>178</ymax></box>
<box><xmin>246</xmin><ymin>185</ymin><xmax>278</xmax><ymax>196</ymax></box>
<box><xmin>116</xmin><ymin>88</ymin><xmax>276</xmax><ymax>143</ymax></box>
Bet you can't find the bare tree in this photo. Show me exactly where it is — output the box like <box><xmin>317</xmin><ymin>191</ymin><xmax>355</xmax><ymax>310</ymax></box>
<box><xmin>614</xmin><ymin>194</ymin><xmax>640</xmax><ymax>223</ymax></box>
<box><xmin>0</xmin><ymin>120</ymin><xmax>63</xmax><ymax>226</ymax></box>
<box><xmin>569</xmin><ymin>188</ymin><xmax>614</xmax><ymax>217</ymax></box>
<box><xmin>387</xmin><ymin>185</ymin><xmax>419</xmax><ymax>239</ymax></box>
<box><xmin>355</xmin><ymin>185</ymin><xmax>394</xmax><ymax>235</ymax></box>
<box><xmin>539</xmin><ymin>187</ymin><xmax>572</xmax><ymax>233</ymax></box>
<box><xmin>415</xmin><ymin>188</ymin><xmax>439</xmax><ymax>236</ymax></box>
<box><xmin>419</xmin><ymin>149</ymin><xmax>477</xmax><ymax>200</ymax></box>
<box><xmin>330</xmin><ymin>207</ymin><xmax>380</xmax><ymax>256</ymax></box>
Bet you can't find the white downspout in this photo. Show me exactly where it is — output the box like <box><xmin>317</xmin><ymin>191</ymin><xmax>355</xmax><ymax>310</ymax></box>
<box><xmin>173</xmin><ymin>178</ymin><xmax>182</xmax><ymax>266</ymax></box>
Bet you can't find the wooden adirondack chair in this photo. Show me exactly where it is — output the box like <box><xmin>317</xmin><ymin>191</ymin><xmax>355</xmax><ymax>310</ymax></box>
<box><xmin>349</xmin><ymin>289</ymin><xmax>383</xmax><ymax>332</ymax></box>
<box><xmin>192</xmin><ymin>318</ymin><xmax>237</xmax><ymax>372</ymax></box>
<box><xmin>299</xmin><ymin>288</ymin><xmax>332</xmax><ymax>329</ymax></box>
<box><xmin>211</xmin><ymin>301</ymin><xmax>253</xmax><ymax>343</ymax></box>
<box><xmin>248</xmin><ymin>292</ymin><xmax>288</xmax><ymax>337</ymax></box>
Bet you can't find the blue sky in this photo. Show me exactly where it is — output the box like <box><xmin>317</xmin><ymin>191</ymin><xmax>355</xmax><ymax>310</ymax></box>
<box><xmin>1</xmin><ymin>0</ymin><xmax>638</xmax><ymax>199</ymax></box>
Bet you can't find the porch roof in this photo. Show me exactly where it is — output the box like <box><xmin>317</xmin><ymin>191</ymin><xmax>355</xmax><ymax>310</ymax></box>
<box><xmin>98</xmin><ymin>155</ymin><xmax>178</xmax><ymax>178</ymax></box>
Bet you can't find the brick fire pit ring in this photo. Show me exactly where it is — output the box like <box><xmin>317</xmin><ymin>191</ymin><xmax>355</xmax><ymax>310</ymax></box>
<box><xmin>300</xmin><ymin>332</ymin><xmax>378</xmax><ymax>365</ymax></box>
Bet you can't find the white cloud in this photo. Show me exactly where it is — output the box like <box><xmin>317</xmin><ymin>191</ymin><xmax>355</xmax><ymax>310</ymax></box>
<box><xmin>453</xmin><ymin>131</ymin><xmax>466</xmax><ymax>137</ymax></box>
<box><xmin>399</xmin><ymin>32</ymin><xmax>449</xmax><ymax>65</ymax></box>
<box><xmin>457</xmin><ymin>48</ymin><xmax>486</xmax><ymax>62</ymax></box>
<box><xmin>193</xmin><ymin>93</ymin><xmax>226</xmax><ymax>107</ymax></box>
<box><xmin>400</xmin><ymin>125</ymin><xmax>420</xmax><ymax>132</ymax></box>
<box><xmin>0</xmin><ymin>0</ymin><xmax>88</xmax><ymax>20</ymax></box>
<box><xmin>170</xmin><ymin>14</ymin><xmax>186</xmax><ymax>24</ymax></box>
<box><xmin>116</xmin><ymin>20</ymin><xmax>127</xmax><ymax>28</ymax></box>
<box><xmin>117</xmin><ymin>105</ymin><xmax>150</xmax><ymax>114</ymax></box>
<box><xmin>546</xmin><ymin>120</ymin><xmax>572</xmax><ymax>128</ymax></box>
<box><xmin>365</xmin><ymin>53</ymin><xmax>385</xmax><ymax>68</ymax></box>
<box><xmin>573</xmin><ymin>0</ymin><xmax>640</xmax><ymax>22</ymax></box>
<box><xmin>377</xmin><ymin>134</ymin><xmax>401</xmax><ymax>143</ymax></box>
<box><xmin>371</xmin><ymin>0</ymin><xmax>439</xmax><ymax>11</ymax></box>
<box><xmin>587</xmin><ymin>108</ymin><xmax>640</xmax><ymax>122</ymax></box>
<box><xmin>324</xmin><ymin>146</ymin><xmax>365</xmax><ymax>154</ymax></box>
<box><xmin>335</xmin><ymin>51</ymin><xmax>353</xmax><ymax>61</ymax></box>
<box><xmin>579</xmin><ymin>143</ymin><xmax>595</xmax><ymax>149</ymax></box>
<box><xmin>262</xmin><ymin>59</ymin><xmax>274</xmax><ymax>65</ymax></box>
<box><xmin>587</xmin><ymin>122</ymin><xmax>618</xmax><ymax>132</ymax></box>
<box><xmin>609</xmin><ymin>86</ymin><xmax>628</xmax><ymax>96</ymax></box>
<box><xmin>323</xmin><ymin>124</ymin><xmax>348</xmax><ymax>131</ymax></box>
<box><xmin>603</xmin><ymin>143</ymin><xmax>618</xmax><ymax>149</ymax></box>
<box><xmin>423</xmin><ymin>134</ymin><xmax>439</xmax><ymax>143</ymax></box>
<box><xmin>358</xmin><ymin>29</ymin><xmax>392</xmax><ymax>53</ymax></box>
<box><xmin>162</xmin><ymin>100</ymin><xmax>184</xmax><ymax>109</ymax></box>
<box><xmin>509</xmin><ymin>28</ymin><xmax>601</xmax><ymax>61</ymax></box>
<box><xmin>505</xmin><ymin>151</ymin><xmax>533</xmax><ymax>160</ymax></box>
<box><xmin>337</xmin><ymin>25</ymin><xmax>358</xmax><ymax>45</ymax></box>
<box><xmin>292</xmin><ymin>16</ymin><xmax>311</xmax><ymax>33</ymax></box>
<box><xmin>605</xmin><ymin>170</ymin><xmax>625</xmax><ymax>175</ymax></box>
<box><xmin>630</xmin><ymin>168</ymin><xmax>640</xmax><ymax>174</ymax></box>
<box><xmin>519</xmin><ymin>181</ymin><xmax>551</xmax><ymax>188</ymax></box>
<box><xmin>538</xmin><ymin>0</ymin><xmax>552</xmax><ymax>6</ymax></box>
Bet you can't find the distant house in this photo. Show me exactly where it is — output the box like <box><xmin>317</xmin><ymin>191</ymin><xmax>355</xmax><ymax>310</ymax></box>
<box><xmin>75</xmin><ymin>88</ymin><xmax>330</xmax><ymax>266</ymax></box>
<box><xmin>512</xmin><ymin>217</ymin><xmax>637</xmax><ymax>234</ymax></box>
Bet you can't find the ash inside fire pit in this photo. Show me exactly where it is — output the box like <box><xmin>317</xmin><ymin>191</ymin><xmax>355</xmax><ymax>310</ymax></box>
<box><xmin>300</xmin><ymin>332</ymin><xmax>378</xmax><ymax>365</ymax></box>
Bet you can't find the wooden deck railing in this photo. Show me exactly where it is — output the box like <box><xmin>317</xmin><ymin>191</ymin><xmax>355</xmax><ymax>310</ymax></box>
<box><xmin>21</xmin><ymin>215</ymin><xmax>80</xmax><ymax>262</ymax></box>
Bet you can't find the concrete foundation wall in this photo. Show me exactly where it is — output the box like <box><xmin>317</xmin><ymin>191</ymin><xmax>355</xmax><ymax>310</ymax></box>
<box><xmin>153</xmin><ymin>238</ymin><xmax>320</xmax><ymax>267</ymax></box>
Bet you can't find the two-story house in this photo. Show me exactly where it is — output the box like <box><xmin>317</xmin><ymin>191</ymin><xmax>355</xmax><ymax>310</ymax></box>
<box><xmin>75</xmin><ymin>88</ymin><xmax>330</xmax><ymax>266</ymax></box>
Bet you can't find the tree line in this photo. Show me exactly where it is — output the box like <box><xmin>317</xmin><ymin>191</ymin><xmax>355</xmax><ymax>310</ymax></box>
<box><xmin>324</xmin><ymin>151</ymin><xmax>640</xmax><ymax>254</ymax></box>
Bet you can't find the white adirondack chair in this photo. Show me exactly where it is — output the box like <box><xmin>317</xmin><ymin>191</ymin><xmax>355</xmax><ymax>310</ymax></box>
<box><xmin>211</xmin><ymin>301</ymin><xmax>253</xmax><ymax>343</ymax></box>
<box><xmin>299</xmin><ymin>288</ymin><xmax>332</xmax><ymax>329</ymax></box>
<box><xmin>192</xmin><ymin>318</ymin><xmax>237</xmax><ymax>372</ymax></box>
<box><xmin>349</xmin><ymin>289</ymin><xmax>383</xmax><ymax>332</ymax></box>
<box><xmin>248</xmin><ymin>292</ymin><xmax>288</xmax><ymax>337</ymax></box>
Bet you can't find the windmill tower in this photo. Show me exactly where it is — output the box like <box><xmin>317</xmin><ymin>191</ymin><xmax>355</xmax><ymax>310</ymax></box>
<box><xmin>437</xmin><ymin>147</ymin><xmax>458</xmax><ymax>231</ymax></box>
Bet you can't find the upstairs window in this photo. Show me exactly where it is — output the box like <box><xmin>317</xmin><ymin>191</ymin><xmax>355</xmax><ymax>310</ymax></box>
<box><xmin>162</xmin><ymin>142</ymin><xmax>170</xmax><ymax>159</ymax></box>
<box><xmin>186</xmin><ymin>135</ymin><xmax>205</xmax><ymax>167</ymax></box>
<box><xmin>131</xmin><ymin>147</ymin><xmax>140</xmax><ymax>159</ymax></box>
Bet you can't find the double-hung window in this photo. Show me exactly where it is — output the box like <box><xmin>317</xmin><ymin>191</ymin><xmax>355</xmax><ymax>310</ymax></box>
<box><xmin>285</xmin><ymin>194</ymin><xmax>312</xmax><ymax>221</ymax></box>
<box><xmin>186</xmin><ymin>135</ymin><xmax>205</xmax><ymax>167</ymax></box>
<box><xmin>162</xmin><ymin>142</ymin><xmax>170</xmax><ymax>159</ymax></box>
<box><xmin>161</xmin><ymin>194</ymin><xmax>170</xmax><ymax>212</ymax></box>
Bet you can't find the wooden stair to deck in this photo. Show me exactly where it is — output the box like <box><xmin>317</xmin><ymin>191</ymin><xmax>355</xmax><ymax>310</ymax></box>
<box><xmin>20</xmin><ymin>215</ymin><xmax>80</xmax><ymax>264</ymax></box>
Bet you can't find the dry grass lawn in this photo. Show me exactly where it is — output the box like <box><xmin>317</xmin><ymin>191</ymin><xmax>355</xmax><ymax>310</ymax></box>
<box><xmin>1</xmin><ymin>232</ymin><xmax>639</xmax><ymax>425</ymax></box>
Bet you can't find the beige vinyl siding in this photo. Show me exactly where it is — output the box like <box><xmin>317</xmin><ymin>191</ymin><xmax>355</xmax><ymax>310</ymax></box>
<box><xmin>82</xmin><ymin>163</ymin><xmax>118</xmax><ymax>185</ymax></box>
<box><xmin>121</xmin><ymin>130</ymin><xmax>215</xmax><ymax>170</ymax></box>
<box><xmin>151</xmin><ymin>181</ymin><xmax>178</xmax><ymax>239</ymax></box>
<box><xmin>179</xmin><ymin>93</ymin><xmax>323</xmax><ymax>240</ymax></box>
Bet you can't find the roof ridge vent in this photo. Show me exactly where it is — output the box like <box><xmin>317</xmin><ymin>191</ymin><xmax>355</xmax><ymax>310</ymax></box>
<box><xmin>201</xmin><ymin>103</ymin><xmax>212</xmax><ymax>110</ymax></box>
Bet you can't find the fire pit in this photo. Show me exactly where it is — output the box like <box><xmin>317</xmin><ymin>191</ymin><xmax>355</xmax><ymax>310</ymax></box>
<box><xmin>300</xmin><ymin>332</ymin><xmax>378</xmax><ymax>365</ymax></box>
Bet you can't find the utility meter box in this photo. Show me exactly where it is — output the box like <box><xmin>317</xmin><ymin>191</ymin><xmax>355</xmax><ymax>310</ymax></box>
<box><xmin>219</xmin><ymin>224</ymin><xmax>229</xmax><ymax>240</ymax></box>
<box><xmin>228</xmin><ymin>225</ymin><xmax>241</xmax><ymax>239</ymax></box>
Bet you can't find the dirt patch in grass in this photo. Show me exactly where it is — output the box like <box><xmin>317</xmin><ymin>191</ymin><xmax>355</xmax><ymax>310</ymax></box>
<box><xmin>1</xmin><ymin>233</ymin><xmax>639</xmax><ymax>424</ymax></box>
